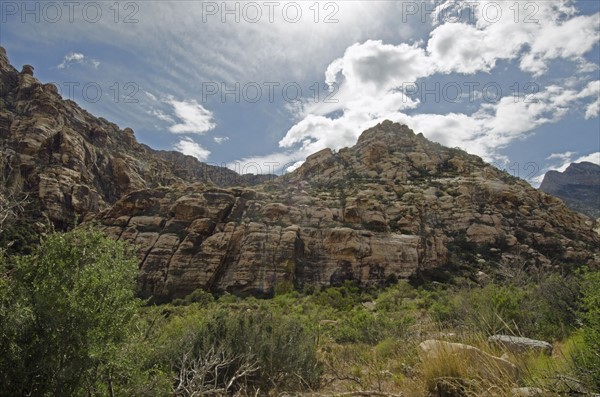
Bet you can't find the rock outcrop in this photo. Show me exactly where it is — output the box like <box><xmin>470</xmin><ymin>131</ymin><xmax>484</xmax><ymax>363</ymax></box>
<box><xmin>540</xmin><ymin>162</ymin><xmax>600</xmax><ymax>219</ymax></box>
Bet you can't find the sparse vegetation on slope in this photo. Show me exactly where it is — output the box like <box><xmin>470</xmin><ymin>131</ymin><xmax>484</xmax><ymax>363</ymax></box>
<box><xmin>2</xmin><ymin>231</ymin><xmax>598</xmax><ymax>396</ymax></box>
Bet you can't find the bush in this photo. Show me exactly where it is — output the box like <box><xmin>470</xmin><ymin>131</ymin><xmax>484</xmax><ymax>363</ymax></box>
<box><xmin>0</xmin><ymin>229</ymin><xmax>145</xmax><ymax>397</ymax></box>
<box><xmin>155</xmin><ymin>304</ymin><xmax>322</xmax><ymax>394</ymax></box>
<box><xmin>335</xmin><ymin>308</ymin><xmax>414</xmax><ymax>345</ymax></box>
<box><xmin>427</xmin><ymin>278</ymin><xmax>581</xmax><ymax>341</ymax></box>
<box><xmin>312</xmin><ymin>281</ymin><xmax>365</xmax><ymax>311</ymax></box>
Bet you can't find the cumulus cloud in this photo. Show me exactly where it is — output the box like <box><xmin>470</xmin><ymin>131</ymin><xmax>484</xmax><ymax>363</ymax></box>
<box><xmin>173</xmin><ymin>137</ymin><xmax>211</xmax><ymax>161</ymax></box>
<box><xmin>164</xmin><ymin>97</ymin><xmax>216</xmax><ymax>134</ymax></box>
<box><xmin>57</xmin><ymin>52</ymin><xmax>100</xmax><ymax>69</ymax></box>
<box><xmin>268</xmin><ymin>0</ymin><xmax>599</xmax><ymax>170</ymax></box>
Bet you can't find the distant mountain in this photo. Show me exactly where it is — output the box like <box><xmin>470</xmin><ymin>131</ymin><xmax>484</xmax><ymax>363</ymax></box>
<box><xmin>540</xmin><ymin>162</ymin><xmax>600</xmax><ymax>219</ymax></box>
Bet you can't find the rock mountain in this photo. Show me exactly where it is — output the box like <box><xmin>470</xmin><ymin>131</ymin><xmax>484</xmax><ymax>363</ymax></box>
<box><xmin>540</xmin><ymin>162</ymin><xmax>600</xmax><ymax>219</ymax></box>
<box><xmin>1</xmin><ymin>47</ymin><xmax>598</xmax><ymax>301</ymax></box>
<box><xmin>0</xmin><ymin>47</ymin><xmax>268</xmax><ymax>231</ymax></box>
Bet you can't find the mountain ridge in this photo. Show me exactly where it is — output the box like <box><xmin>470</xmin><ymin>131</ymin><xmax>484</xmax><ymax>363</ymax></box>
<box><xmin>1</xmin><ymin>47</ymin><xmax>598</xmax><ymax>301</ymax></box>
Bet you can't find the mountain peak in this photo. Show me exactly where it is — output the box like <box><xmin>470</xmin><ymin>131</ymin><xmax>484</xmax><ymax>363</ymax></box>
<box><xmin>540</xmin><ymin>162</ymin><xmax>600</xmax><ymax>218</ymax></box>
<box><xmin>356</xmin><ymin>120</ymin><xmax>416</xmax><ymax>146</ymax></box>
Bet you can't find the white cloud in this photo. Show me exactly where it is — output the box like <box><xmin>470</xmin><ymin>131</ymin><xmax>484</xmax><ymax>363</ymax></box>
<box><xmin>585</xmin><ymin>98</ymin><xmax>600</xmax><ymax>119</ymax></box>
<box><xmin>522</xmin><ymin>13</ymin><xmax>600</xmax><ymax>76</ymax></box>
<box><xmin>173</xmin><ymin>137</ymin><xmax>210</xmax><ymax>161</ymax></box>
<box><xmin>427</xmin><ymin>2</ymin><xmax>599</xmax><ymax>76</ymax></box>
<box><xmin>57</xmin><ymin>52</ymin><xmax>99</xmax><ymax>69</ymax></box>
<box><xmin>164</xmin><ymin>97</ymin><xmax>216</xmax><ymax>134</ymax></box>
<box><xmin>575</xmin><ymin>152</ymin><xmax>600</xmax><ymax>166</ymax></box>
<box><xmin>150</xmin><ymin>109</ymin><xmax>174</xmax><ymax>123</ymax></box>
<box><xmin>547</xmin><ymin>151</ymin><xmax>577</xmax><ymax>162</ymax></box>
<box><xmin>270</xmin><ymin>1</ymin><xmax>600</xmax><ymax>166</ymax></box>
<box><xmin>213</xmin><ymin>136</ymin><xmax>229</xmax><ymax>144</ymax></box>
<box><xmin>230</xmin><ymin>150</ymin><xmax>303</xmax><ymax>176</ymax></box>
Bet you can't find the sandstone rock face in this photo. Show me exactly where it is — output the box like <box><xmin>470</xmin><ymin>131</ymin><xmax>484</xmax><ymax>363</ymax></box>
<box><xmin>540</xmin><ymin>162</ymin><xmax>600</xmax><ymax>219</ymax></box>
<box><xmin>93</xmin><ymin>121</ymin><xmax>598</xmax><ymax>301</ymax></box>
<box><xmin>96</xmin><ymin>185</ymin><xmax>442</xmax><ymax>301</ymax></box>
<box><xmin>0</xmin><ymin>47</ymin><xmax>269</xmax><ymax>230</ymax></box>
<box><xmin>488</xmin><ymin>335</ymin><xmax>553</xmax><ymax>356</ymax></box>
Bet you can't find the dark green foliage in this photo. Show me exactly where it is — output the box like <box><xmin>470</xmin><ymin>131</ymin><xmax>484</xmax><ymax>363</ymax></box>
<box><xmin>0</xmin><ymin>228</ymin><xmax>145</xmax><ymax>397</ymax></box>
<box><xmin>311</xmin><ymin>281</ymin><xmax>366</xmax><ymax>311</ymax></box>
<box><xmin>335</xmin><ymin>308</ymin><xmax>414</xmax><ymax>345</ymax></box>
<box><xmin>172</xmin><ymin>288</ymin><xmax>215</xmax><ymax>307</ymax></box>
<box><xmin>0</xmin><ymin>216</ymin><xmax>43</xmax><ymax>255</ymax></box>
<box><xmin>573</xmin><ymin>270</ymin><xmax>600</xmax><ymax>389</ymax></box>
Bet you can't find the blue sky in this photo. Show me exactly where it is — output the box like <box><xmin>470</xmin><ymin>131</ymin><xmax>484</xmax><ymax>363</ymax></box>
<box><xmin>1</xmin><ymin>0</ymin><xmax>599</xmax><ymax>184</ymax></box>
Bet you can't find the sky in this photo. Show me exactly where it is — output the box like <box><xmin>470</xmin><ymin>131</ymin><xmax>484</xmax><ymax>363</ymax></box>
<box><xmin>1</xmin><ymin>0</ymin><xmax>599</xmax><ymax>185</ymax></box>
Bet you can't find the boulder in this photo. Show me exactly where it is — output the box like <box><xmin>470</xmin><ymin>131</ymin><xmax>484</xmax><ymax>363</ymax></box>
<box><xmin>488</xmin><ymin>335</ymin><xmax>553</xmax><ymax>356</ymax></box>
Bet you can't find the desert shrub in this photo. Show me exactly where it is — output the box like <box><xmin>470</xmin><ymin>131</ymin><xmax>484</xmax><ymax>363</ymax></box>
<box><xmin>375</xmin><ymin>280</ymin><xmax>419</xmax><ymax>312</ymax></box>
<box><xmin>155</xmin><ymin>305</ymin><xmax>322</xmax><ymax>394</ymax></box>
<box><xmin>521</xmin><ymin>273</ymin><xmax>581</xmax><ymax>340</ymax></box>
<box><xmin>311</xmin><ymin>281</ymin><xmax>366</xmax><ymax>311</ymax></box>
<box><xmin>181</xmin><ymin>288</ymin><xmax>215</xmax><ymax>306</ymax></box>
<box><xmin>427</xmin><ymin>278</ymin><xmax>581</xmax><ymax>341</ymax></box>
<box><xmin>334</xmin><ymin>307</ymin><xmax>415</xmax><ymax>345</ymax></box>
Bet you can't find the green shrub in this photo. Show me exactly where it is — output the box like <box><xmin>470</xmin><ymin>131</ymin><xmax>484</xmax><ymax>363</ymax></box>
<box><xmin>335</xmin><ymin>308</ymin><xmax>414</xmax><ymax>345</ymax></box>
<box><xmin>0</xmin><ymin>228</ymin><xmax>147</xmax><ymax>397</ymax></box>
<box><xmin>312</xmin><ymin>281</ymin><xmax>364</xmax><ymax>311</ymax></box>
<box><xmin>155</xmin><ymin>305</ymin><xmax>322</xmax><ymax>394</ymax></box>
<box><xmin>573</xmin><ymin>270</ymin><xmax>600</xmax><ymax>389</ymax></box>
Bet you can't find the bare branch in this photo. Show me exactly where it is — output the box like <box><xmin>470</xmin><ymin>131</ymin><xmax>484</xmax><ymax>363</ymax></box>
<box><xmin>173</xmin><ymin>348</ymin><xmax>259</xmax><ymax>397</ymax></box>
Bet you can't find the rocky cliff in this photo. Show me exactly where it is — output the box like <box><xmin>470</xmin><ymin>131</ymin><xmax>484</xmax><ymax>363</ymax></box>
<box><xmin>95</xmin><ymin>122</ymin><xmax>599</xmax><ymax>301</ymax></box>
<box><xmin>540</xmin><ymin>162</ymin><xmax>600</xmax><ymax>219</ymax></box>
<box><xmin>1</xmin><ymin>47</ymin><xmax>598</xmax><ymax>302</ymax></box>
<box><xmin>0</xmin><ymin>47</ymin><xmax>269</xmax><ymax>233</ymax></box>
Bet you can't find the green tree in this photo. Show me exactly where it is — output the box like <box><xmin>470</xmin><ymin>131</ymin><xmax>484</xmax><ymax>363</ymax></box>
<box><xmin>0</xmin><ymin>228</ymin><xmax>142</xmax><ymax>396</ymax></box>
